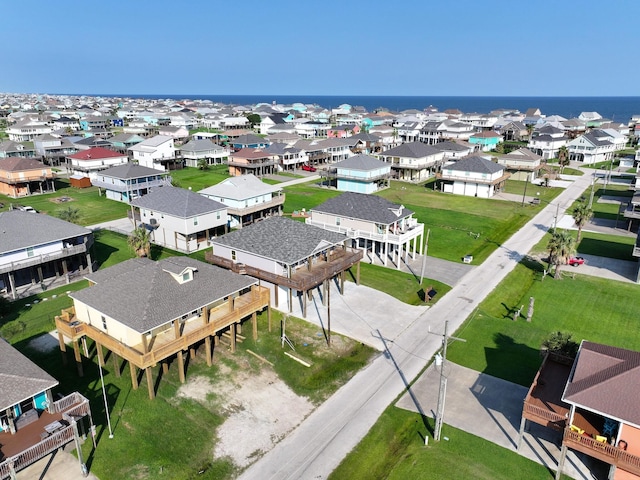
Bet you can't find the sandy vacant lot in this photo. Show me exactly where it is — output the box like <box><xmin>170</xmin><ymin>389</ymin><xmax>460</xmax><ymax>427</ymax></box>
<box><xmin>177</xmin><ymin>366</ymin><xmax>313</xmax><ymax>468</ymax></box>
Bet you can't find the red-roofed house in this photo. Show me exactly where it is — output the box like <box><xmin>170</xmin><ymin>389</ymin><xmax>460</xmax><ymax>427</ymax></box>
<box><xmin>66</xmin><ymin>147</ymin><xmax>129</xmax><ymax>180</ymax></box>
<box><xmin>228</xmin><ymin>148</ymin><xmax>278</xmax><ymax>177</ymax></box>
<box><xmin>521</xmin><ymin>341</ymin><xmax>640</xmax><ymax>480</ymax></box>
<box><xmin>0</xmin><ymin>157</ymin><xmax>55</xmax><ymax>197</ymax></box>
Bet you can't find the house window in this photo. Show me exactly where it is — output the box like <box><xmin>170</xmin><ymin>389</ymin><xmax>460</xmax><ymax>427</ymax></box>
<box><xmin>231</xmin><ymin>250</ymin><xmax>237</xmax><ymax>261</ymax></box>
<box><xmin>26</xmin><ymin>247</ymin><xmax>34</xmax><ymax>257</ymax></box>
<box><xmin>194</xmin><ymin>217</ymin><xmax>198</xmax><ymax>226</ymax></box>
<box><xmin>216</xmin><ymin>211</ymin><xmax>221</xmax><ymax>220</ymax></box>
<box><xmin>336</xmin><ymin>217</ymin><xmax>341</xmax><ymax>226</ymax></box>
<box><xmin>102</xmin><ymin>316</ymin><xmax>107</xmax><ymax>330</ymax></box>
<box><xmin>19</xmin><ymin>399</ymin><xmax>34</xmax><ymax>414</ymax></box>
<box><xmin>182</xmin><ymin>271</ymin><xmax>191</xmax><ymax>282</ymax></box>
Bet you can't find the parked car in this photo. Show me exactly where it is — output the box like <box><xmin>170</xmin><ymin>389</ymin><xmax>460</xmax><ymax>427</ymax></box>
<box><xmin>17</xmin><ymin>205</ymin><xmax>37</xmax><ymax>213</ymax></box>
<box><xmin>568</xmin><ymin>256</ymin><xmax>585</xmax><ymax>266</ymax></box>
<box><xmin>301</xmin><ymin>164</ymin><xmax>316</xmax><ymax>172</ymax></box>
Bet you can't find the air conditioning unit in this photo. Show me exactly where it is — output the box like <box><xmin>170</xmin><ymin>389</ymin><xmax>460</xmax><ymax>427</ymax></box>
<box><xmin>149</xmin><ymin>218</ymin><xmax>158</xmax><ymax>226</ymax></box>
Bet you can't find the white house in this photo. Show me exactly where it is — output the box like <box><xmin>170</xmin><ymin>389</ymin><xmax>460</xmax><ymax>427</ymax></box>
<box><xmin>128</xmin><ymin>135</ymin><xmax>176</xmax><ymax>171</ymax></box>
<box><xmin>494</xmin><ymin>148</ymin><xmax>542</xmax><ymax>182</ymax></box>
<box><xmin>179</xmin><ymin>139</ymin><xmax>229</xmax><ymax>167</ymax></box>
<box><xmin>198</xmin><ymin>174</ymin><xmax>285</xmax><ymax>229</ymax></box>
<box><xmin>307</xmin><ymin>192</ymin><xmax>425</xmax><ymax>269</ymax></box>
<box><xmin>568</xmin><ymin>130</ymin><xmax>616</xmax><ymax>164</ymax></box>
<box><xmin>528</xmin><ymin>125</ymin><xmax>568</xmax><ymax>160</ymax></box>
<box><xmin>66</xmin><ymin>147</ymin><xmax>129</xmax><ymax>180</ymax></box>
<box><xmin>130</xmin><ymin>186</ymin><xmax>227</xmax><ymax>253</ymax></box>
<box><xmin>91</xmin><ymin>163</ymin><xmax>172</xmax><ymax>203</ymax></box>
<box><xmin>378</xmin><ymin>141</ymin><xmax>445</xmax><ymax>182</ymax></box>
<box><xmin>439</xmin><ymin>156</ymin><xmax>510</xmax><ymax>198</ymax></box>
<box><xmin>0</xmin><ymin>210</ymin><xmax>94</xmax><ymax>299</ymax></box>
<box><xmin>6</xmin><ymin>120</ymin><xmax>52</xmax><ymax>142</ymax></box>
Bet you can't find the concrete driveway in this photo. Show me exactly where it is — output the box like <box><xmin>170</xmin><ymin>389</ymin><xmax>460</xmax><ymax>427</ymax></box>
<box><xmin>396</xmin><ymin>362</ymin><xmax>605</xmax><ymax>480</ymax></box>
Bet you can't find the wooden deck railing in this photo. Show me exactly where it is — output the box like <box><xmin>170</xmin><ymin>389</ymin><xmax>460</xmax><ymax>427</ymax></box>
<box><xmin>56</xmin><ymin>287</ymin><xmax>270</xmax><ymax>369</ymax></box>
<box><xmin>563</xmin><ymin>428</ymin><xmax>640</xmax><ymax>476</ymax></box>
<box><xmin>522</xmin><ymin>403</ymin><xmax>566</xmax><ymax>428</ymax></box>
<box><xmin>206</xmin><ymin>249</ymin><xmax>362</xmax><ymax>291</ymax></box>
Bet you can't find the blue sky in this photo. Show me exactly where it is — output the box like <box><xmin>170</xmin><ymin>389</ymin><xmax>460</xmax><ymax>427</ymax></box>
<box><xmin>1</xmin><ymin>0</ymin><xmax>637</xmax><ymax>96</ymax></box>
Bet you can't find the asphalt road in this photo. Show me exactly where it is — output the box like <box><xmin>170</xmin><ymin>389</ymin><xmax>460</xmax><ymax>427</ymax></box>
<box><xmin>239</xmin><ymin>171</ymin><xmax>596</xmax><ymax>480</ymax></box>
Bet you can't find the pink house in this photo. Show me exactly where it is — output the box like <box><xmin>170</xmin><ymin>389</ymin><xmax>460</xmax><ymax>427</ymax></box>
<box><xmin>327</xmin><ymin>125</ymin><xmax>360</xmax><ymax>138</ymax></box>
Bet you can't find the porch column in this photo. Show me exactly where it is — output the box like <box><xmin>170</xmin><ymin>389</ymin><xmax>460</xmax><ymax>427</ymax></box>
<box><xmin>73</xmin><ymin>340</ymin><xmax>83</xmax><ymax>377</ymax></box>
<box><xmin>86</xmin><ymin>251</ymin><xmax>94</xmax><ymax>273</ymax></box>
<box><xmin>252</xmin><ymin>311</ymin><xmax>257</xmax><ymax>340</ymax></box>
<box><xmin>96</xmin><ymin>342</ymin><xmax>105</xmax><ymax>367</ymax></box>
<box><xmin>174</xmin><ymin>319</ymin><xmax>181</xmax><ymax>339</ymax></box>
<box><xmin>555</xmin><ymin>445</ymin><xmax>568</xmax><ymax>480</ymax></box>
<box><xmin>340</xmin><ymin>271</ymin><xmax>345</xmax><ymax>295</ymax></box>
<box><xmin>57</xmin><ymin>330</ymin><xmax>68</xmax><ymax>365</ymax></box>
<box><xmin>205</xmin><ymin>336</ymin><xmax>213</xmax><ymax>366</ymax></box>
<box><xmin>112</xmin><ymin>351</ymin><xmax>121</xmax><ymax>378</ymax></box>
<box><xmin>356</xmin><ymin>261</ymin><xmax>361</xmax><ymax>286</ymax></box>
<box><xmin>275</xmin><ymin>283</ymin><xmax>279</xmax><ymax>308</ymax></box>
<box><xmin>230</xmin><ymin>324</ymin><xmax>237</xmax><ymax>353</ymax></box>
<box><xmin>383</xmin><ymin>242</ymin><xmax>388</xmax><ymax>266</ymax></box>
<box><xmin>177</xmin><ymin>351</ymin><xmax>186</xmax><ymax>383</ymax></box>
<box><xmin>146</xmin><ymin>368</ymin><xmax>155</xmax><ymax>399</ymax></box>
<box><xmin>130</xmin><ymin>362</ymin><xmax>139</xmax><ymax>390</ymax></box>
<box><xmin>413</xmin><ymin>236</ymin><xmax>417</xmax><ymax>260</ymax></box>
<box><xmin>8</xmin><ymin>272</ymin><xmax>16</xmax><ymax>300</ymax></box>
<box><xmin>303</xmin><ymin>290</ymin><xmax>308</xmax><ymax>318</ymax></box>
<box><xmin>516</xmin><ymin>417</ymin><xmax>526</xmax><ymax>450</ymax></box>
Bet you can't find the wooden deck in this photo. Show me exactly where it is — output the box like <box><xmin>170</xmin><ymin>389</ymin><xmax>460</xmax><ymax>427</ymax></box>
<box><xmin>55</xmin><ymin>286</ymin><xmax>271</xmax><ymax>370</ymax></box>
<box><xmin>205</xmin><ymin>247</ymin><xmax>362</xmax><ymax>292</ymax></box>
<box><xmin>522</xmin><ymin>353</ymin><xmax>572</xmax><ymax>430</ymax></box>
<box><xmin>0</xmin><ymin>393</ymin><xmax>90</xmax><ymax>478</ymax></box>
<box><xmin>563</xmin><ymin>427</ymin><xmax>640</xmax><ymax>476</ymax></box>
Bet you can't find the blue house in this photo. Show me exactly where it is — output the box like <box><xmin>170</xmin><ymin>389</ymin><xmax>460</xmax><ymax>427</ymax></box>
<box><xmin>229</xmin><ymin>133</ymin><xmax>269</xmax><ymax>151</ymax></box>
<box><xmin>330</xmin><ymin>154</ymin><xmax>391</xmax><ymax>194</ymax></box>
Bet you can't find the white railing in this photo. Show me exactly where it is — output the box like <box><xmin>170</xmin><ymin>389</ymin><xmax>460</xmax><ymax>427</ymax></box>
<box><xmin>305</xmin><ymin>219</ymin><xmax>424</xmax><ymax>245</ymax></box>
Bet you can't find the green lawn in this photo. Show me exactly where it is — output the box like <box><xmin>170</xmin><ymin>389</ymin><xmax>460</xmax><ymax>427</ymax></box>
<box><xmin>447</xmin><ymin>258</ymin><xmax>640</xmax><ymax>386</ymax></box>
<box><xmin>330</xmin><ymin>407</ymin><xmax>572</xmax><ymax>480</ymax></box>
<box><xmin>377</xmin><ymin>181</ymin><xmax>562</xmax><ymax>263</ymax></box>
<box><xmin>282</xmin><ymin>182</ymin><xmax>342</xmax><ymax>213</ymax></box>
<box><xmin>353</xmin><ymin>263</ymin><xmax>451</xmax><ymax>306</ymax></box>
<box><xmin>530</xmin><ymin>229</ymin><xmax>635</xmax><ymax>261</ymax></box>
<box><xmin>5</xmin><ymin>293</ymin><xmax>374</xmax><ymax>480</ymax></box>
<box><xmin>0</xmin><ymin>179</ymin><xmax>129</xmax><ymax>225</ymax></box>
<box><xmin>169</xmin><ymin>165</ymin><xmax>230</xmax><ymax>191</ymax></box>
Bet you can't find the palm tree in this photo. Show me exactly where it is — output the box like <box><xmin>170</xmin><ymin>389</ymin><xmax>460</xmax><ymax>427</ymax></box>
<box><xmin>56</xmin><ymin>206</ymin><xmax>80</xmax><ymax>224</ymax></box>
<box><xmin>572</xmin><ymin>201</ymin><xmax>593</xmax><ymax>243</ymax></box>
<box><xmin>128</xmin><ymin>226</ymin><xmax>151</xmax><ymax>258</ymax></box>
<box><xmin>547</xmin><ymin>230</ymin><xmax>576</xmax><ymax>279</ymax></box>
<box><xmin>557</xmin><ymin>145</ymin><xmax>570</xmax><ymax>173</ymax></box>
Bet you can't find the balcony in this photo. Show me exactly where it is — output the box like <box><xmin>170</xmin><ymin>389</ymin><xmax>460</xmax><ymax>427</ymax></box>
<box><xmin>225</xmin><ymin>195</ymin><xmax>285</xmax><ymax>217</ymax></box>
<box><xmin>324</xmin><ymin>169</ymin><xmax>391</xmax><ymax>182</ymax></box>
<box><xmin>521</xmin><ymin>353</ymin><xmax>572</xmax><ymax>430</ymax></box>
<box><xmin>228</xmin><ymin>160</ymin><xmax>275</xmax><ymax>168</ymax></box>
<box><xmin>0</xmin><ymin>392</ymin><xmax>90</xmax><ymax>478</ymax></box>
<box><xmin>55</xmin><ymin>286</ymin><xmax>270</xmax><ymax>370</ymax></box>
<box><xmin>206</xmin><ymin>247</ymin><xmax>362</xmax><ymax>292</ymax></box>
<box><xmin>0</xmin><ymin>238</ymin><xmax>92</xmax><ymax>275</ymax></box>
<box><xmin>91</xmin><ymin>176</ymin><xmax>172</xmax><ymax>192</ymax></box>
<box><xmin>305</xmin><ymin>219</ymin><xmax>424</xmax><ymax>246</ymax></box>
<box><xmin>563</xmin><ymin>427</ymin><xmax>640</xmax><ymax>476</ymax></box>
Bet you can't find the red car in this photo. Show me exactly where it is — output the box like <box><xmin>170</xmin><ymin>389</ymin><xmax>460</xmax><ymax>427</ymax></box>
<box><xmin>568</xmin><ymin>256</ymin><xmax>585</xmax><ymax>266</ymax></box>
<box><xmin>301</xmin><ymin>164</ymin><xmax>316</xmax><ymax>172</ymax></box>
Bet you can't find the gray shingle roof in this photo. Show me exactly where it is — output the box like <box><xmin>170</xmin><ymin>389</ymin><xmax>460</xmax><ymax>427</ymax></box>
<box><xmin>446</xmin><ymin>156</ymin><xmax>504</xmax><ymax>174</ymax></box>
<box><xmin>381</xmin><ymin>142</ymin><xmax>441</xmax><ymax>158</ymax></box>
<box><xmin>71</xmin><ymin>257</ymin><xmax>256</xmax><ymax>333</ymax></box>
<box><xmin>97</xmin><ymin>163</ymin><xmax>169</xmax><ymax>180</ymax></box>
<box><xmin>311</xmin><ymin>192</ymin><xmax>413</xmax><ymax>225</ymax></box>
<box><xmin>0</xmin><ymin>339</ymin><xmax>58</xmax><ymax>411</ymax></box>
<box><xmin>211</xmin><ymin>216</ymin><xmax>347</xmax><ymax>265</ymax></box>
<box><xmin>0</xmin><ymin>210</ymin><xmax>91</xmax><ymax>255</ymax></box>
<box><xmin>179</xmin><ymin>139</ymin><xmax>224</xmax><ymax>153</ymax></box>
<box><xmin>130</xmin><ymin>186</ymin><xmax>225</xmax><ymax>218</ymax></box>
<box><xmin>334</xmin><ymin>154</ymin><xmax>388</xmax><ymax>171</ymax></box>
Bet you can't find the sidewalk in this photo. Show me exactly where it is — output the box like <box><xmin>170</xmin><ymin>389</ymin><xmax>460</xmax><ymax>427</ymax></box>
<box><xmin>396</xmin><ymin>362</ymin><xmax>606</xmax><ymax>480</ymax></box>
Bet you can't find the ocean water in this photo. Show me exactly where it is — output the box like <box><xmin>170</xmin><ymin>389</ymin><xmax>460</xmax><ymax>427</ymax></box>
<box><xmin>111</xmin><ymin>94</ymin><xmax>640</xmax><ymax>123</ymax></box>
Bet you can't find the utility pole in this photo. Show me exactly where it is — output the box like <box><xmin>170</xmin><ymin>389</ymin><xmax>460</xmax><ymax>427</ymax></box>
<box><xmin>420</xmin><ymin>229</ymin><xmax>430</xmax><ymax>285</ymax></box>
<box><xmin>433</xmin><ymin>320</ymin><xmax>466</xmax><ymax>442</ymax></box>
